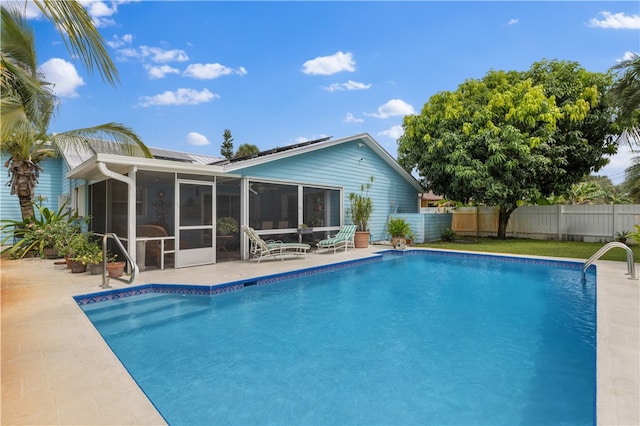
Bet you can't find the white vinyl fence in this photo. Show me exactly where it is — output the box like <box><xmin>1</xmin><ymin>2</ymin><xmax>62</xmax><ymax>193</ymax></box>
<box><xmin>507</xmin><ymin>204</ymin><xmax>640</xmax><ymax>242</ymax></box>
<box><xmin>451</xmin><ymin>205</ymin><xmax>640</xmax><ymax>242</ymax></box>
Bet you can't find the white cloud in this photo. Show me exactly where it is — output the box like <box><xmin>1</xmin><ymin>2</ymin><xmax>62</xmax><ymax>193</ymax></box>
<box><xmin>343</xmin><ymin>113</ymin><xmax>364</xmax><ymax>124</ymax></box>
<box><xmin>508</xmin><ymin>18</ymin><xmax>519</xmax><ymax>26</ymax></box>
<box><xmin>40</xmin><ymin>58</ymin><xmax>85</xmax><ymax>97</ymax></box>
<box><xmin>140</xmin><ymin>46</ymin><xmax>189</xmax><ymax>63</ymax></box>
<box><xmin>107</xmin><ymin>34</ymin><xmax>133</xmax><ymax>49</ymax></box>
<box><xmin>379</xmin><ymin>125</ymin><xmax>404</xmax><ymax>140</ymax></box>
<box><xmin>186</xmin><ymin>132</ymin><xmax>210</xmax><ymax>146</ymax></box>
<box><xmin>118</xmin><ymin>45</ymin><xmax>189</xmax><ymax>63</ymax></box>
<box><xmin>183</xmin><ymin>63</ymin><xmax>247</xmax><ymax>79</ymax></box>
<box><xmin>366</xmin><ymin>99</ymin><xmax>415</xmax><ymax>119</ymax></box>
<box><xmin>81</xmin><ymin>0</ymin><xmax>118</xmax><ymax>27</ymax></box>
<box><xmin>588</xmin><ymin>11</ymin><xmax>640</xmax><ymax>29</ymax></box>
<box><xmin>138</xmin><ymin>88</ymin><xmax>218</xmax><ymax>107</ymax></box>
<box><xmin>302</xmin><ymin>51</ymin><xmax>356</xmax><ymax>76</ymax></box>
<box><xmin>596</xmin><ymin>143</ymin><xmax>635</xmax><ymax>185</ymax></box>
<box><xmin>617</xmin><ymin>51</ymin><xmax>639</xmax><ymax>63</ymax></box>
<box><xmin>324</xmin><ymin>80</ymin><xmax>371</xmax><ymax>92</ymax></box>
<box><xmin>145</xmin><ymin>64</ymin><xmax>180</xmax><ymax>79</ymax></box>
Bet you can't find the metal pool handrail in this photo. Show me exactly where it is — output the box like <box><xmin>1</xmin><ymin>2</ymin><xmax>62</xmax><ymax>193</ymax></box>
<box><xmin>101</xmin><ymin>233</ymin><xmax>138</xmax><ymax>289</ymax></box>
<box><xmin>582</xmin><ymin>241</ymin><xmax>636</xmax><ymax>284</ymax></box>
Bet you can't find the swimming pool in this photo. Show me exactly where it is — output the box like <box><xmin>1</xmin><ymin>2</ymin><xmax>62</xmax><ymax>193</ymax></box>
<box><xmin>77</xmin><ymin>251</ymin><xmax>596</xmax><ymax>425</ymax></box>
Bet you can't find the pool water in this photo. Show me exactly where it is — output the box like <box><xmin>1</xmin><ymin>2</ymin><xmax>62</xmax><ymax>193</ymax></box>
<box><xmin>80</xmin><ymin>252</ymin><xmax>596</xmax><ymax>425</ymax></box>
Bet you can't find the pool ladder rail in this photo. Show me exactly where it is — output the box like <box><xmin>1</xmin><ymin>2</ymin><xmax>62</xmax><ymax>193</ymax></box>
<box><xmin>582</xmin><ymin>241</ymin><xmax>637</xmax><ymax>284</ymax></box>
<box><xmin>101</xmin><ymin>233</ymin><xmax>138</xmax><ymax>289</ymax></box>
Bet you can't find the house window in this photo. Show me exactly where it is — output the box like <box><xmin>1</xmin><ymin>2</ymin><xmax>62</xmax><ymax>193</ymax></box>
<box><xmin>303</xmin><ymin>187</ymin><xmax>340</xmax><ymax>228</ymax></box>
<box><xmin>249</xmin><ymin>181</ymin><xmax>298</xmax><ymax>230</ymax></box>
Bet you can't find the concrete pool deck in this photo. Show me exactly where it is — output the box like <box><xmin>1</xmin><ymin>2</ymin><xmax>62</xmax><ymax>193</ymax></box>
<box><xmin>1</xmin><ymin>247</ymin><xmax>638</xmax><ymax>425</ymax></box>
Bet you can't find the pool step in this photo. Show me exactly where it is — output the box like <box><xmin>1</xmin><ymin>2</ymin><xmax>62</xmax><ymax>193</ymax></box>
<box><xmin>83</xmin><ymin>293</ymin><xmax>211</xmax><ymax>336</ymax></box>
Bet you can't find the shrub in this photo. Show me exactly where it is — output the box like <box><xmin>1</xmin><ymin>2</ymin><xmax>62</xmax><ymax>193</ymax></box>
<box><xmin>387</xmin><ymin>217</ymin><xmax>413</xmax><ymax>238</ymax></box>
<box><xmin>1</xmin><ymin>202</ymin><xmax>84</xmax><ymax>259</ymax></box>
<box><xmin>441</xmin><ymin>228</ymin><xmax>456</xmax><ymax>242</ymax></box>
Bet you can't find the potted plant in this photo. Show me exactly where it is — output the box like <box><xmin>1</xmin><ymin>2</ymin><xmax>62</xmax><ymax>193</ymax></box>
<box><xmin>0</xmin><ymin>201</ymin><xmax>83</xmax><ymax>259</ymax></box>
<box><xmin>217</xmin><ymin>216</ymin><xmax>239</xmax><ymax>235</ymax></box>
<box><xmin>348</xmin><ymin>176</ymin><xmax>374</xmax><ymax>248</ymax></box>
<box><xmin>67</xmin><ymin>233</ymin><xmax>93</xmax><ymax>273</ymax></box>
<box><xmin>387</xmin><ymin>217</ymin><xmax>413</xmax><ymax>249</ymax></box>
<box><xmin>74</xmin><ymin>239</ymin><xmax>113</xmax><ymax>275</ymax></box>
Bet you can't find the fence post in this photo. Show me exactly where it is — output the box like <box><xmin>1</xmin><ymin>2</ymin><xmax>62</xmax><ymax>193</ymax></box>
<box><xmin>612</xmin><ymin>204</ymin><xmax>617</xmax><ymax>239</ymax></box>
<box><xmin>557</xmin><ymin>204</ymin><xmax>563</xmax><ymax>240</ymax></box>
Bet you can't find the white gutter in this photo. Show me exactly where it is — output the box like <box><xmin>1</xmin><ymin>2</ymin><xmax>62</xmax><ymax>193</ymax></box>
<box><xmin>97</xmin><ymin>162</ymin><xmax>137</xmax><ymax>265</ymax></box>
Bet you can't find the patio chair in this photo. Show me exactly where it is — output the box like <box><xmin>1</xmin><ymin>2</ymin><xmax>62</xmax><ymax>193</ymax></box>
<box><xmin>316</xmin><ymin>224</ymin><xmax>357</xmax><ymax>253</ymax></box>
<box><xmin>242</xmin><ymin>226</ymin><xmax>311</xmax><ymax>263</ymax></box>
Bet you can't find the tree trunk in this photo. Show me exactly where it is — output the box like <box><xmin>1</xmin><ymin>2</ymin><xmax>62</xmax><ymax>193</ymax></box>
<box><xmin>8</xmin><ymin>159</ymin><xmax>39</xmax><ymax>220</ymax></box>
<box><xmin>497</xmin><ymin>206</ymin><xmax>515</xmax><ymax>240</ymax></box>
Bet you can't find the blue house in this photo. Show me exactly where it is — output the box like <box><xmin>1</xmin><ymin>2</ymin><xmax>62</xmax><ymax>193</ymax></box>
<box><xmin>1</xmin><ymin>134</ymin><xmax>422</xmax><ymax>269</ymax></box>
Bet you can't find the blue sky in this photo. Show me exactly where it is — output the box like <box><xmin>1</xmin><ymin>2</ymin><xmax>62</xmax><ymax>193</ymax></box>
<box><xmin>21</xmin><ymin>1</ymin><xmax>640</xmax><ymax>184</ymax></box>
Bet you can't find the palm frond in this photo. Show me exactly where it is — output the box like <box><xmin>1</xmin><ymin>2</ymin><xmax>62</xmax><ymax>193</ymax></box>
<box><xmin>33</xmin><ymin>0</ymin><xmax>119</xmax><ymax>85</ymax></box>
<box><xmin>50</xmin><ymin>123</ymin><xmax>152</xmax><ymax>158</ymax></box>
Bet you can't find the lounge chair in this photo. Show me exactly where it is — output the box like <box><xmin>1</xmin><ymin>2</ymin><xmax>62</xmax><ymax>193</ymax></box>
<box><xmin>242</xmin><ymin>226</ymin><xmax>311</xmax><ymax>263</ymax></box>
<box><xmin>316</xmin><ymin>224</ymin><xmax>357</xmax><ymax>253</ymax></box>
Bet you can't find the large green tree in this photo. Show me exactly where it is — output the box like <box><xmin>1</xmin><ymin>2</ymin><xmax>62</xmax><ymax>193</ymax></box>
<box><xmin>1</xmin><ymin>4</ymin><xmax>150</xmax><ymax>221</ymax></box>
<box><xmin>398</xmin><ymin>59</ymin><xmax>616</xmax><ymax>238</ymax></box>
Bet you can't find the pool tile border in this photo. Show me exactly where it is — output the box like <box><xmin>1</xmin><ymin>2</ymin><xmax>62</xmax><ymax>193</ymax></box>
<box><xmin>74</xmin><ymin>254</ymin><xmax>383</xmax><ymax>305</ymax></box>
<box><xmin>74</xmin><ymin>249</ymin><xmax>595</xmax><ymax>306</ymax></box>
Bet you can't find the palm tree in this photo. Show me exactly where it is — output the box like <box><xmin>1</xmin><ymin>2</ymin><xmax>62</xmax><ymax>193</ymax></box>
<box><xmin>1</xmin><ymin>5</ymin><xmax>150</xmax><ymax>221</ymax></box>
<box><xmin>565</xmin><ymin>181</ymin><xmax>606</xmax><ymax>205</ymax></box>
<box><xmin>624</xmin><ymin>156</ymin><xmax>640</xmax><ymax>203</ymax></box>
<box><xmin>610</xmin><ymin>53</ymin><xmax>640</xmax><ymax>149</ymax></box>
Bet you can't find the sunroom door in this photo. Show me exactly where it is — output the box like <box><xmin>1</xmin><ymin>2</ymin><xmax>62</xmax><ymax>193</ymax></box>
<box><xmin>176</xmin><ymin>180</ymin><xmax>215</xmax><ymax>268</ymax></box>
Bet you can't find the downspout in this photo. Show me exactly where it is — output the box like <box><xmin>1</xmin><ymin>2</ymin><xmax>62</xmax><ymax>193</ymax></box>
<box><xmin>97</xmin><ymin>162</ymin><xmax>137</xmax><ymax>265</ymax></box>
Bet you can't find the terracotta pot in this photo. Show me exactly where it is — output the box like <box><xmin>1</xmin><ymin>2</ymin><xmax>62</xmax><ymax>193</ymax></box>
<box><xmin>107</xmin><ymin>261</ymin><xmax>126</xmax><ymax>278</ymax></box>
<box><xmin>69</xmin><ymin>260</ymin><xmax>86</xmax><ymax>274</ymax></box>
<box><xmin>354</xmin><ymin>231</ymin><xmax>370</xmax><ymax>248</ymax></box>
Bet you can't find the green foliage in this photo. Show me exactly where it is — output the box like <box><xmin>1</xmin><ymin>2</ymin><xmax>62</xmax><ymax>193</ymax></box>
<box><xmin>624</xmin><ymin>156</ymin><xmax>640</xmax><ymax>203</ymax></box>
<box><xmin>386</xmin><ymin>217</ymin><xmax>413</xmax><ymax>238</ymax></box>
<box><xmin>216</xmin><ymin>216</ymin><xmax>239</xmax><ymax>234</ymax></box>
<box><xmin>221</xmin><ymin>129</ymin><xmax>234</xmax><ymax>159</ymax></box>
<box><xmin>0</xmin><ymin>201</ymin><xmax>83</xmax><ymax>259</ymax></box>
<box><xmin>234</xmin><ymin>143</ymin><xmax>260</xmax><ymax>158</ymax></box>
<box><xmin>631</xmin><ymin>224</ymin><xmax>640</xmax><ymax>245</ymax></box>
<box><xmin>348</xmin><ymin>177</ymin><xmax>374</xmax><ymax>232</ymax></box>
<box><xmin>70</xmin><ymin>233</ymin><xmax>105</xmax><ymax>264</ymax></box>
<box><xmin>399</xmin><ymin>59</ymin><xmax>617</xmax><ymax>238</ymax></box>
<box><xmin>609</xmin><ymin>52</ymin><xmax>640</xmax><ymax>143</ymax></box>
<box><xmin>614</xmin><ymin>230</ymin><xmax>632</xmax><ymax>244</ymax></box>
<box><xmin>1</xmin><ymin>5</ymin><xmax>150</xmax><ymax>221</ymax></box>
<box><xmin>440</xmin><ymin>228</ymin><xmax>456</xmax><ymax>242</ymax></box>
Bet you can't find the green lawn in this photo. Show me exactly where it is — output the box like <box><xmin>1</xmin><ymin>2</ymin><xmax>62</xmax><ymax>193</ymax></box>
<box><xmin>415</xmin><ymin>238</ymin><xmax>640</xmax><ymax>262</ymax></box>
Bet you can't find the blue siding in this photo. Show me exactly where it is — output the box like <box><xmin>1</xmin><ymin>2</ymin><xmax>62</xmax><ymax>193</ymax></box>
<box><xmin>391</xmin><ymin>213</ymin><xmax>452</xmax><ymax>243</ymax></box>
<box><xmin>0</xmin><ymin>154</ymin><xmax>64</xmax><ymax>240</ymax></box>
<box><xmin>234</xmin><ymin>140</ymin><xmax>419</xmax><ymax>241</ymax></box>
